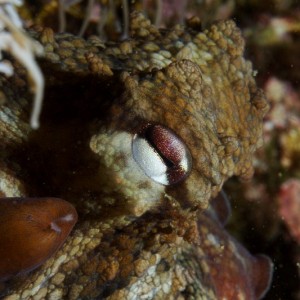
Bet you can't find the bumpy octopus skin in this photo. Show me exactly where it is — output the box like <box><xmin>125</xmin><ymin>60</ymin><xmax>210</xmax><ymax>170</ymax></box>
<box><xmin>0</xmin><ymin>12</ymin><xmax>271</xmax><ymax>299</ymax></box>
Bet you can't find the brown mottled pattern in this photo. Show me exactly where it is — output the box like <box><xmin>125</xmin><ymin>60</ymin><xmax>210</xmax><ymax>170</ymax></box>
<box><xmin>0</xmin><ymin>12</ymin><xmax>269</xmax><ymax>300</ymax></box>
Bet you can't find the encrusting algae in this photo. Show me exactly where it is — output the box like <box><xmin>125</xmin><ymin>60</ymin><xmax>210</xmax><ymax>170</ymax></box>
<box><xmin>0</xmin><ymin>5</ymin><xmax>273</xmax><ymax>300</ymax></box>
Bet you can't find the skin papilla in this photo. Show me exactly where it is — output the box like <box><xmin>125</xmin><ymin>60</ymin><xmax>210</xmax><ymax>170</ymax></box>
<box><xmin>0</xmin><ymin>12</ymin><xmax>271</xmax><ymax>299</ymax></box>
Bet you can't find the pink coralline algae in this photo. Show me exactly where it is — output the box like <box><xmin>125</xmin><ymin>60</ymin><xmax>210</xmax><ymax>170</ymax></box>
<box><xmin>279</xmin><ymin>179</ymin><xmax>300</xmax><ymax>243</ymax></box>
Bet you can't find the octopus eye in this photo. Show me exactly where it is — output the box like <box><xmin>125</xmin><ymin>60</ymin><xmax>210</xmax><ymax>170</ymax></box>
<box><xmin>132</xmin><ymin>124</ymin><xmax>192</xmax><ymax>185</ymax></box>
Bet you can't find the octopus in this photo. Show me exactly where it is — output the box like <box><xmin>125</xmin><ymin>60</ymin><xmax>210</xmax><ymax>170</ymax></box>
<box><xmin>0</xmin><ymin>12</ymin><xmax>273</xmax><ymax>299</ymax></box>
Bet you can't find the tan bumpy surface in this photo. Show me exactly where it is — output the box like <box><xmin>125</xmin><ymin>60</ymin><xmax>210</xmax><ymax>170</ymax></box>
<box><xmin>0</xmin><ymin>12</ymin><xmax>271</xmax><ymax>300</ymax></box>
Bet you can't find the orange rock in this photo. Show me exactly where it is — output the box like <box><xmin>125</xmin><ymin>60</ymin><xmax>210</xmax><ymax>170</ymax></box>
<box><xmin>0</xmin><ymin>197</ymin><xmax>77</xmax><ymax>281</ymax></box>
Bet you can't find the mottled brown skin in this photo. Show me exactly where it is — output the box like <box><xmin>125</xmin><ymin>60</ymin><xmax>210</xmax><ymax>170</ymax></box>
<box><xmin>0</xmin><ymin>12</ymin><xmax>270</xmax><ymax>299</ymax></box>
